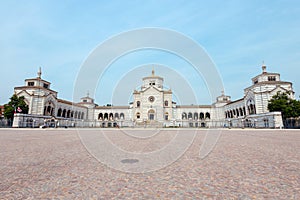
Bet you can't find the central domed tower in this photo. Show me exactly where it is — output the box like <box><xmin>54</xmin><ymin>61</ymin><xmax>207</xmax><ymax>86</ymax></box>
<box><xmin>141</xmin><ymin>69</ymin><xmax>164</xmax><ymax>90</ymax></box>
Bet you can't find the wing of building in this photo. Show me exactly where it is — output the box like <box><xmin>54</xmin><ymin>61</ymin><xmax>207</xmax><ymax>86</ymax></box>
<box><xmin>12</xmin><ymin>65</ymin><xmax>294</xmax><ymax>128</ymax></box>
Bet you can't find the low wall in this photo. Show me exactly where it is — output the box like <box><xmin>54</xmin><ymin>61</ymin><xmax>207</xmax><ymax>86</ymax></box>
<box><xmin>12</xmin><ymin>112</ymin><xmax>284</xmax><ymax>129</ymax></box>
<box><xmin>224</xmin><ymin>112</ymin><xmax>283</xmax><ymax>128</ymax></box>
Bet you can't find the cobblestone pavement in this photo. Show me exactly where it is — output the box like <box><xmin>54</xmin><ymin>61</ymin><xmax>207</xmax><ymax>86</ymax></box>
<box><xmin>0</xmin><ymin>129</ymin><xmax>299</xmax><ymax>199</ymax></box>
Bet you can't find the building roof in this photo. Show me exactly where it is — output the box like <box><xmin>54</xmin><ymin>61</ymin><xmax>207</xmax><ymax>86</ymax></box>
<box><xmin>95</xmin><ymin>105</ymin><xmax>130</xmax><ymax>109</ymax></box>
<box><xmin>14</xmin><ymin>86</ymin><xmax>58</xmax><ymax>95</ymax></box>
<box><xmin>57</xmin><ymin>99</ymin><xmax>87</xmax><ymax>108</ymax></box>
<box><xmin>244</xmin><ymin>81</ymin><xmax>293</xmax><ymax>91</ymax></box>
<box><xmin>225</xmin><ymin>98</ymin><xmax>244</xmax><ymax>105</ymax></box>
<box><xmin>176</xmin><ymin>105</ymin><xmax>212</xmax><ymax>108</ymax></box>
<box><xmin>25</xmin><ymin>77</ymin><xmax>51</xmax><ymax>84</ymax></box>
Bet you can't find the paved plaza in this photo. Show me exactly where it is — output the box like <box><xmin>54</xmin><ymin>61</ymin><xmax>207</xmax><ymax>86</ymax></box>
<box><xmin>0</xmin><ymin>128</ymin><xmax>299</xmax><ymax>199</ymax></box>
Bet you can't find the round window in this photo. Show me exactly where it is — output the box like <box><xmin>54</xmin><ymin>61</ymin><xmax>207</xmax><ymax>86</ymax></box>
<box><xmin>148</xmin><ymin>96</ymin><xmax>155</xmax><ymax>102</ymax></box>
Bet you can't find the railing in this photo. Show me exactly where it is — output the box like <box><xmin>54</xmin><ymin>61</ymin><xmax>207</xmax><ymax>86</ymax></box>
<box><xmin>0</xmin><ymin>119</ymin><xmax>13</xmax><ymax>128</ymax></box>
<box><xmin>284</xmin><ymin>118</ymin><xmax>300</xmax><ymax>129</ymax></box>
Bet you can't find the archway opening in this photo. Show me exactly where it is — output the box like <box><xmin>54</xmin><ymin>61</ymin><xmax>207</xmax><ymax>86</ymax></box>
<box><xmin>148</xmin><ymin>109</ymin><xmax>155</xmax><ymax>120</ymax></box>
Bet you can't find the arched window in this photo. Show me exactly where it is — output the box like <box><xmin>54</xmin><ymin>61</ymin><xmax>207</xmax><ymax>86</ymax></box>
<box><xmin>120</xmin><ymin>113</ymin><xmax>125</xmax><ymax>119</ymax></box>
<box><xmin>194</xmin><ymin>112</ymin><xmax>198</xmax><ymax>120</ymax></box>
<box><xmin>104</xmin><ymin>113</ymin><xmax>108</xmax><ymax>120</ymax></box>
<box><xmin>200</xmin><ymin>112</ymin><xmax>204</xmax><ymax>120</ymax></box>
<box><xmin>164</xmin><ymin>100</ymin><xmax>168</xmax><ymax>107</ymax></box>
<box><xmin>47</xmin><ymin>106</ymin><xmax>51</xmax><ymax>114</ymax></box>
<box><xmin>188</xmin><ymin>112</ymin><xmax>192</xmax><ymax>119</ymax></box>
<box><xmin>115</xmin><ymin>113</ymin><xmax>119</xmax><ymax>119</ymax></box>
<box><xmin>136</xmin><ymin>112</ymin><xmax>140</xmax><ymax>119</ymax></box>
<box><xmin>98</xmin><ymin>113</ymin><xmax>103</xmax><ymax>120</ymax></box>
<box><xmin>137</xmin><ymin>101</ymin><xmax>140</xmax><ymax>107</ymax></box>
<box><xmin>182</xmin><ymin>112</ymin><xmax>187</xmax><ymax>119</ymax></box>
<box><xmin>62</xmin><ymin>109</ymin><xmax>66</xmax><ymax>118</ymax></box>
<box><xmin>236</xmin><ymin>108</ymin><xmax>239</xmax><ymax>117</ymax></box>
<box><xmin>71</xmin><ymin>111</ymin><xmax>74</xmax><ymax>118</ymax></box>
<box><xmin>247</xmin><ymin>99</ymin><xmax>256</xmax><ymax>115</ymax></box>
<box><xmin>75</xmin><ymin>111</ymin><xmax>78</xmax><ymax>119</ymax></box>
<box><xmin>249</xmin><ymin>104</ymin><xmax>255</xmax><ymax>114</ymax></box>
<box><xmin>67</xmin><ymin>110</ymin><xmax>71</xmax><ymax>118</ymax></box>
<box><xmin>165</xmin><ymin>112</ymin><xmax>169</xmax><ymax>120</ymax></box>
<box><xmin>109</xmin><ymin>113</ymin><xmax>114</xmax><ymax>120</ymax></box>
<box><xmin>205</xmin><ymin>112</ymin><xmax>210</xmax><ymax>119</ymax></box>
<box><xmin>239</xmin><ymin>108</ymin><xmax>243</xmax><ymax>116</ymax></box>
<box><xmin>44</xmin><ymin>101</ymin><xmax>55</xmax><ymax>116</ymax></box>
<box><xmin>81</xmin><ymin>112</ymin><xmax>84</xmax><ymax>119</ymax></box>
<box><xmin>57</xmin><ymin>108</ymin><xmax>62</xmax><ymax>117</ymax></box>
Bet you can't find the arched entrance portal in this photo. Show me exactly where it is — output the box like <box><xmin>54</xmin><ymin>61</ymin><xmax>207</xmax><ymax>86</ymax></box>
<box><xmin>148</xmin><ymin>109</ymin><xmax>155</xmax><ymax>120</ymax></box>
<box><xmin>44</xmin><ymin>101</ymin><xmax>55</xmax><ymax>116</ymax></box>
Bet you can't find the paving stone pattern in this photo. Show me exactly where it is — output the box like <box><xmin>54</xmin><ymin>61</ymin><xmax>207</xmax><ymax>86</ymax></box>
<box><xmin>0</xmin><ymin>129</ymin><xmax>299</xmax><ymax>199</ymax></box>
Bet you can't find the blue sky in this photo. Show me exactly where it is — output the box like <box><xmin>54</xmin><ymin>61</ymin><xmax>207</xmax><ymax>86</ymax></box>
<box><xmin>1</xmin><ymin>0</ymin><xmax>300</xmax><ymax>105</ymax></box>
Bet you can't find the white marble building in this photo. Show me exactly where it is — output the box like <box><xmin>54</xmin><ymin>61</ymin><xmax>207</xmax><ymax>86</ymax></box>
<box><xmin>12</xmin><ymin>65</ymin><xmax>294</xmax><ymax>128</ymax></box>
<box><xmin>223</xmin><ymin>65</ymin><xmax>294</xmax><ymax>128</ymax></box>
<box><xmin>13</xmin><ymin>68</ymin><xmax>88</xmax><ymax>127</ymax></box>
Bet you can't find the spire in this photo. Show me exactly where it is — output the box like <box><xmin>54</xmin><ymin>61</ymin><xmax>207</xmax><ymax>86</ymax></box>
<box><xmin>87</xmin><ymin>90</ymin><xmax>90</xmax><ymax>97</ymax></box>
<box><xmin>37</xmin><ymin>67</ymin><xmax>42</xmax><ymax>78</ymax></box>
<box><xmin>262</xmin><ymin>61</ymin><xmax>267</xmax><ymax>73</ymax></box>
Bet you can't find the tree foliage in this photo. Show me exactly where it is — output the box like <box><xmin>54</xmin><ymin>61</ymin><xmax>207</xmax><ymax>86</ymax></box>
<box><xmin>4</xmin><ymin>94</ymin><xmax>29</xmax><ymax>120</ymax></box>
<box><xmin>268</xmin><ymin>92</ymin><xmax>300</xmax><ymax>119</ymax></box>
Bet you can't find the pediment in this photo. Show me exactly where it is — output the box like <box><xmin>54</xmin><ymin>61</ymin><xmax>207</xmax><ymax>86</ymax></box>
<box><xmin>142</xmin><ymin>86</ymin><xmax>162</xmax><ymax>95</ymax></box>
<box><xmin>45</xmin><ymin>93</ymin><xmax>57</xmax><ymax>105</ymax></box>
<box><xmin>269</xmin><ymin>85</ymin><xmax>289</xmax><ymax>94</ymax></box>
<box><xmin>16</xmin><ymin>90</ymin><xmax>32</xmax><ymax>98</ymax></box>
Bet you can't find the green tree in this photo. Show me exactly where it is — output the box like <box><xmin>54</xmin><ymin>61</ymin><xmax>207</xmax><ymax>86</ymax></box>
<box><xmin>268</xmin><ymin>92</ymin><xmax>300</xmax><ymax>119</ymax></box>
<box><xmin>4</xmin><ymin>94</ymin><xmax>29</xmax><ymax>120</ymax></box>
